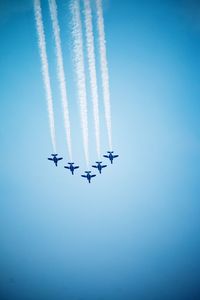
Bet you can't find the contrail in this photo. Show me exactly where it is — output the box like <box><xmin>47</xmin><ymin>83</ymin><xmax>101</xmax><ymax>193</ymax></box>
<box><xmin>83</xmin><ymin>0</ymin><xmax>101</xmax><ymax>160</ymax></box>
<box><xmin>48</xmin><ymin>0</ymin><xmax>73</xmax><ymax>161</ymax></box>
<box><xmin>70</xmin><ymin>0</ymin><xmax>89</xmax><ymax>167</ymax></box>
<box><xmin>34</xmin><ymin>0</ymin><xmax>57</xmax><ymax>153</ymax></box>
<box><xmin>96</xmin><ymin>0</ymin><xmax>112</xmax><ymax>150</ymax></box>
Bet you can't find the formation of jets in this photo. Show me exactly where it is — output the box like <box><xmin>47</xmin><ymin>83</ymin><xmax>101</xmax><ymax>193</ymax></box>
<box><xmin>47</xmin><ymin>151</ymin><xmax>119</xmax><ymax>183</ymax></box>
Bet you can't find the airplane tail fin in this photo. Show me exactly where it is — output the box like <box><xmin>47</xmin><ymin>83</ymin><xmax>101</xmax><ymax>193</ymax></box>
<box><xmin>96</xmin><ymin>161</ymin><xmax>102</xmax><ymax>164</ymax></box>
<box><xmin>51</xmin><ymin>154</ymin><xmax>58</xmax><ymax>156</ymax></box>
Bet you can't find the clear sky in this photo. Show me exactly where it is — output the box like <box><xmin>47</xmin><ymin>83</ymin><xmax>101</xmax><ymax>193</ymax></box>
<box><xmin>0</xmin><ymin>0</ymin><xmax>200</xmax><ymax>299</ymax></box>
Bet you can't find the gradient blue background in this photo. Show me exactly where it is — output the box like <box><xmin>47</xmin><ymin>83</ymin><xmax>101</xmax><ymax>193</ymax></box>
<box><xmin>0</xmin><ymin>0</ymin><xmax>200</xmax><ymax>299</ymax></box>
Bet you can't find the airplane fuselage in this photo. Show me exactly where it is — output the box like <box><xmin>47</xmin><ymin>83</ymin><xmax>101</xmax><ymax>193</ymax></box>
<box><xmin>108</xmin><ymin>155</ymin><xmax>113</xmax><ymax>164</ymax></box>
<box><xmin>86</xmin><ymin>174</ymin><xmax>91</xmax><ymax>183</ymax></box>
<box><xmin>97</xmin><ymin>165</ymin><xmax>104</xmax><ymax>173</ymax></box>
<box><xmin>53</xmin><ymin>157</ymin><xmax>58</xmax><ymax>166</ymax></box>
<box><xmin>70</xmin><ymin>166</ymin><xmax>74</xmax><ymax>175</ymax></box>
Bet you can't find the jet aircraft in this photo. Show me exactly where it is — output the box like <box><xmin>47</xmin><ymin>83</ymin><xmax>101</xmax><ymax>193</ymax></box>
<box><xmin>103</xmin><ymin>151</ymin><xmax>119</xmax><ymax>164</ymax></box>
<box><xmin>64</xmin><ymin>163</ymin><xmax>79</xmax><ymax>175</ymax></box>
<box><xmin>81</xmin><ymin>171</ymin><xmax>96</xmax><ymax>183</ymax></box>
<box><xmin>48</xmin><ymin>154</ymin><xmax>63</xmax><ymax>166</ymax></box>
<box><xmin>92</xmin><ymin>162</ymin><xmax>107</xmax><ymax>174</ymax></box>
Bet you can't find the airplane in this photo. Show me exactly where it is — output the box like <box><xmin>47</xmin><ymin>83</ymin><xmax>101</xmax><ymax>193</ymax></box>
<box><xmin>64</xmin><ymin>163</ymin><xmax>79</xmax><ymax>175</ymax></box>
<box><xmin>48</xmin><ymin>154</ymin><xmax>63</xmax><ymax>167</ymax></box>
<box><xmin>103</xmin><ymin>151</ymin><xmax>119</xmax><ymax>164</ymax></box>
<box><xmin>81</xmin><ymin>171</ymin><xmax>96</xmax><ymax>183</ymax></box>
<box><xmin>92</xmin><ymin>161</ymin><xmax>107</xmax><ymax>174</ymax></box>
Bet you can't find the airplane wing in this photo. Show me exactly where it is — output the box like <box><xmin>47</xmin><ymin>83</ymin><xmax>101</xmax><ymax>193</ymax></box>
<box><xmin>81</xmin><ymin>175</ymin><xmax>87</xmax><ymax>178</ymax></box>
<box><xmin>103</xmin><ymin>155</ymin><xmax>109</xmax><ymax>158</ymax></box>
<box><xmin>57</xmin><ymin>158</ymin><xmax>63</xmax><ymax>161</ymax></box>
<box><xmin>92</xmin><ymin>165</ymin><xmax>97</xmax><ymax>168</ymax></box>
<box><xmin>64</xmin><ymin>166</ymin><xmax>70</xmax><ymax>169</ymax></box>
<box><xmin>113</xmin><ymin>155</ymin><xmax>119</xmax><ymax>158</ymax></box>
<box><xmin>48</xmin><ymin>158</ymin><xmax>53</xmax><ymax>161</ymax></box>
<box><xmin>74</xmin><ymin>166</ymin><xmax>79</xmax><ymax>169</ymax></box>
<box><xmin>102</xmin><ymin>165</ymin><xmax>107</xmax><ymax>168</ymax></box>
<box><xmin>91</xmin><ymin>175</ymin><xmax>96</xmax><ymax>178</ymax></box>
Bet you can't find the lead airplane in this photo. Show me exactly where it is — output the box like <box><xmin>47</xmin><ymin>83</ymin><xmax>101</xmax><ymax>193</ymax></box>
<box><xmin>92</xmin><ymin>162</ymin><xmax>107</xmax><ymax>174</ymax></box>
<box><xmin>48</xmin><ymin>154</ymin><xmax>63</xmax><ymax>167</ymax></box>
<box><xmin>64</xmin><ymin>163</ymin><xmax>79</xmax><ymax>175</ymax></box>
<box><xmin>81</xmin><ymin>171</ymin><xmax>96</xmax><ymax>183</ymax></box>
<box><xmin>103</xmin><ymin>151</ymin><xmax>119</xmax><ymax>164</ymax></box>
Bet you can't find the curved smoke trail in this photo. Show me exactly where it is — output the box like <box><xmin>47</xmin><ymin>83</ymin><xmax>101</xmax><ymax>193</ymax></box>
<box><xmin>96</xmin><ymin>0</ymin><xmax>112</xmax><ymax>150</ymax></box>
<box><xmin>48</xmin><ymin>0</ymin><xmax>73</xmax><ymax>161</ymax></box>
<box><xmin>70</xmin><ymin>0</ymin><xmax>89</xmax><ymax>167</ymax></box>
<box><xmin>34</xmin><ymin>0</ymin><xmax>57</xmax><ymax>153</ymax></box>
<box><xmin>83</xmin><ymin>0</ymin><xmax>101</xmax><ymax>160</ymax></box>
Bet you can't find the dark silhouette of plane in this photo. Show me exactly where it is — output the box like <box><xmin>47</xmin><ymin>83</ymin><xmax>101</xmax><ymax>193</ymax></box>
<box><xmin>48</xmin><ymin>154</ymin><xmax>63</xmax><ymax>166</ymax></box>
<box><xmin>92</xmin><ymin>161</ymin><xmax>107</xmax><ymax>174</ymax></box>
<box><xmin>64</xmin><ymin>163</ymin><xmax>79</xmax><ymax>175</ymax></box>
<box><xmin>103</xmin><ymin>151</ymin><xmax>119</xmax><ymax>164</ymax></box>
<box><xmin>81</xmin><ymin>171</ymin><xmax>96</xmax><ymax>183</ymax></box>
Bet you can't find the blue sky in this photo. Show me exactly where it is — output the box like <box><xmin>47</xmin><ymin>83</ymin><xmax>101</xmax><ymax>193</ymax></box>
<box><xmin>0</xmin><ymin>0</ymin><xmax>200</xmax><ymax>299</ymax></box>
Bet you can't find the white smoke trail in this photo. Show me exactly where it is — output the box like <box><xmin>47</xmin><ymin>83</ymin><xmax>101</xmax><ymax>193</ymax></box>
<box><xmin>34</xmin><ymin>0</ymin><xmax>57</xmax><ymax>153</ymax></box>
<box><xmin>83</xmin><ymin>0</ymin><xmax>101</xmax><ymax>160</ymax></box>
<box><xmin>70</xmin><ymin>0</ymin><xmax>89</xmax><ymax>167</ymax></box>
<box><xmin>48</xmin><ymin>0</ymin><xmax>73</xmax><ymax>161</ymax></box>
<box><xmin>96</xmin><ymin>0</ymin><xmax>112</xmax><ymax>150</ymax></box>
